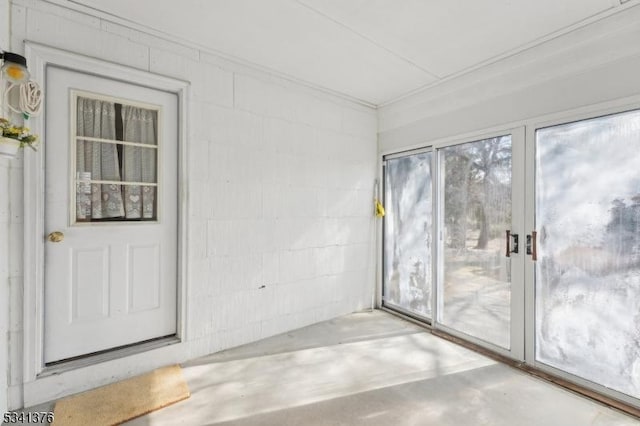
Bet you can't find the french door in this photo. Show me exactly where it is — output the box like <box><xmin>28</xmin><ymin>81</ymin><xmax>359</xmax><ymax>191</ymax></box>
<box><xmin>382</xmin><ymin>106</ymin><xmax>640</xmax><ymax>407</ymax></box>
<box><xmin>382</xmin><ymin>129</ymin><xmax>525</xmax><ymax>360</ymax></box>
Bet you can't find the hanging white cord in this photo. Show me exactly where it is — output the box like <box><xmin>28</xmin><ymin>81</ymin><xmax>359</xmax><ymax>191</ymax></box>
<box><xmin>20</xmin><ymin>81</ymin><xmax>43</xmax><ymax>116</ymax></box>
<box><xmin>4</xmin><ymin>80</ymin><xmax>43</xmax><ymax>117</ymax></box>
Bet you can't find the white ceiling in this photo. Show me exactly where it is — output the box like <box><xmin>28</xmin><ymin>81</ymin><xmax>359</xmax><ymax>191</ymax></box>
<box><xmin>71</xmin><ymin>0</ymin><xmax>623</xmax><ymax>106</ymax></box>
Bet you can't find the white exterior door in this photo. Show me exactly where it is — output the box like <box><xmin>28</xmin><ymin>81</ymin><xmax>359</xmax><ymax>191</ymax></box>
<box><xmin>43</xmin><ymin>66</ymin><xmax>178</xmax><ymax>364</ymax></box>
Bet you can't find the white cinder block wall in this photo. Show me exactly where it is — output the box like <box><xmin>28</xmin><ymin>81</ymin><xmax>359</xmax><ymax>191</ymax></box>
<box><xmin>2</xmin><ymin>0</ymin><xmax>377</xmax><ymax>410</ymax></box>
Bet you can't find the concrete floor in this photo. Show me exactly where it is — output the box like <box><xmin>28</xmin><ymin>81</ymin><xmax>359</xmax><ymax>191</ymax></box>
<box><xmin>124</xmin><ymin>310</ymin><xmax>639</xmax><ymax>426</ymax></box>
<box><xmin>6</xmin><ymin>310</ymin><xmax>640</xmax><ymax>425</ymax></box>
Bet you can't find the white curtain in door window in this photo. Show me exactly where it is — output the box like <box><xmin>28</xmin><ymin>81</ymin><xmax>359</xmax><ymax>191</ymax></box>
<box><xmin>122</xmin><ymin>105</ymin><xmax>157</xmax><ymax>219</ymax></box>
<box><xmin>76</xmin><ymin>97</ymin><xmax>125</xmax><ymax>218</ymax></box>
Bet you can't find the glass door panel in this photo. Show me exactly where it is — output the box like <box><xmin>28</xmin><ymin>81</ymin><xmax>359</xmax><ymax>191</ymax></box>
<box><xmin>383</xmin><ymin>151</ymin><xmax>433</xmax><ymax>318</ymax></box>
<box><xmin>438</xmin><ymin>136</ymin><xmax>513</xmax><ymax>349</ymax></box>
<box><xmin>535</xmin><ymin>109</ymin><xmax>640</xmax><ymax>399</ymax></box>
<box><xmin>74</xmin><ymin>94</ymin><xmax>159</xmax><ymax>223</ymax></box>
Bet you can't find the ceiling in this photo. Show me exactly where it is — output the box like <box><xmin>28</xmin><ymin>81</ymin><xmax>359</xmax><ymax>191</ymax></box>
<box><xmin>70</xmin><ymin>0</ymin><xmax>627</xmax><ymax>106</ymax></box>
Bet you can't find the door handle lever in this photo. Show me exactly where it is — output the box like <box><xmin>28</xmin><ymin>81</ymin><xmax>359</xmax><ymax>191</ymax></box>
<box><xmin>506</xmin><ymin>231</ymin><xmax>519</xmax><ymax>257</ymax></box>
<box><xmin>506</xmin><ymin>230</ymin><xmax>511</xmax><ymax>257</ymax></box>
<box><xmin>510</xmin><ymin>233</ymin><xmax>519</xmax><ymax>254</ymax></box>
<box><xmin>526</xmin><ymin>231</ymin><xmax>537</xmax><ymax>261</ymax></box>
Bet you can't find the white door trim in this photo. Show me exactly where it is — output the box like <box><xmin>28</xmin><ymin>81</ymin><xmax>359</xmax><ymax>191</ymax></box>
<box><xmin>23</xmin><ymin>42</ymin><xmax>190</xmax><ymax>399</ymax></box>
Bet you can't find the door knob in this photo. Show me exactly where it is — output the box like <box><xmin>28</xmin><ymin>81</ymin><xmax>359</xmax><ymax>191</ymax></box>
<box><xmin>47</xmin><ymin>231</ymin><xmax>64</xmax><ymax>243</ymax></box>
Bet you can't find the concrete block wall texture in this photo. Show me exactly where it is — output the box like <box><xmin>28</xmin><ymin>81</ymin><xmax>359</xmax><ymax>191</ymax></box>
<box><xmin>3</xmin><ymin>0</ymin><xmax>377</xmax><ymax>409</ymax></box>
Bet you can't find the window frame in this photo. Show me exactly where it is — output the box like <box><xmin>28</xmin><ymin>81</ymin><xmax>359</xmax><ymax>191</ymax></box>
<box><xmin>69</xmin><ymin>89</ymin><xmax>164</xmax><ymax>226</ymax></box>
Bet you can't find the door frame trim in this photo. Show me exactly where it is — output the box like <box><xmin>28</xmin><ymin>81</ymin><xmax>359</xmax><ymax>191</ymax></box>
<box><xmin>23</xmin><ymin>43</ymin><xmax>190</xmax><ymax>393</ymax></box>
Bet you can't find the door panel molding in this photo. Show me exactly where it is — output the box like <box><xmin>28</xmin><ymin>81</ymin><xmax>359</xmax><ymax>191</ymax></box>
<box><xmin>23</xmin><ymin>43</ymin><xmax>189</xmax><ymax>394</ymax></box>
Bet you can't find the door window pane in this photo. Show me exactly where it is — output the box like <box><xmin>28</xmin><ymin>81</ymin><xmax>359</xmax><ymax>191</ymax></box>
<box><xmin>383</xmin><ymin>152</ymin><xmax>433</xmax><ymax>318</ymax></box>
<box><xmin>74</xmin><ymin>94</ymin><xmax>159</xmax><ymax>223</ymax></box>
<box><xmin>439</xmin><ymin>136</ymin><xmax>512</xmax><ymax>348</ymax></box>
<box><xmin>535</xmin><ymin>109</ymin><xmax>640</xmax><ymax>399</ymax></box>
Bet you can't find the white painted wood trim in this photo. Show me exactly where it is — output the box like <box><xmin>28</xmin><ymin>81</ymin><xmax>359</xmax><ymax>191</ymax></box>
<box><xmin>23</xmin><ymin>42</ymin><xmax>190</xmax><ymax>404</ymax></box>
